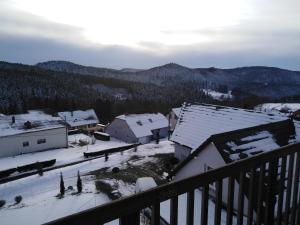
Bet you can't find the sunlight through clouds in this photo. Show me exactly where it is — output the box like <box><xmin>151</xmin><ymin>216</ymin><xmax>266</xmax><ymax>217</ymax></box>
<box><xmin>13</xmin><ymin>0</ymin><xmax>253</xmax><ymax>47</ymax></box>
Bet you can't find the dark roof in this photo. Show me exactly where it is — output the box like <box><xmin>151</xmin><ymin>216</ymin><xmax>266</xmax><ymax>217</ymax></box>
<box><xmin>170</xmin><ymin>119</ymin><xmax>296</xmax><ymax>177</ymax></box>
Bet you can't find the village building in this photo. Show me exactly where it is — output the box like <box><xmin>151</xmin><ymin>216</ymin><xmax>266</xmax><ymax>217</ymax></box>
<box><xmin>170</xmin><ymin>119</ymin><xmax>298</xmax><ymax>216</ymax></box>
<box><xmin>0</xmin><ymin>111</ymin><xmax>67</xmax><ymax>158</ymax></box>
<box><xmin>255</xmin><ymin>103</ymin><xmax>300</xmax><ymax>120</ymax></box>
<box><xmin>58</xmin><ymin>109</ymin><xmax>100</xmax><ymax>131</ymax></box>
<box><xmin>168</xmin><ymin>107</ymin><xmax>181</xmax><ymax>131</ymax></box>
<box><xmin>105</xmin><ymin>113</ymin><xmax>168</xmax><ymax>144</ymax></box>
<box><xmin>171</xmin><ymin>103</ymin><xmax>288</xmax><ymax>161</ymax></box>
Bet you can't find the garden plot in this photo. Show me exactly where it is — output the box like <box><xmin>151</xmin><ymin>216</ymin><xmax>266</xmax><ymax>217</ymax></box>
<box><xmin>0</xmin><ymin>140</ymin><xmax>175</xmax><ymax>225</ymax></box>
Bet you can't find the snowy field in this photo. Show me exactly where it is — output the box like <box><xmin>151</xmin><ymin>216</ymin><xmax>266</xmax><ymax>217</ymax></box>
<box><xmin>202</xmin><ymin>89</ymin><xmax>233</xmax><ymax>101</ymax></box>
<box><xmin>0</xmin><ymin>140</ymin><xmax>175</xmax><ymax>225</ymax></box>
<box><xmin>0</xmin><ymin>134</ymin><xmax>129</xmax><ymax>171</ymax></box>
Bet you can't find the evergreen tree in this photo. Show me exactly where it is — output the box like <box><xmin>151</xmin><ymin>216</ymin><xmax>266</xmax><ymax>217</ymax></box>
<box><xmin>60</xmin><ymin>172</ymin><xmax>65</xmax><ymax>196</ymax></box>
<box><xmin>77</xmin><ymin>171</ymin><xmax>82</xmax><ymax>193</ymax></box>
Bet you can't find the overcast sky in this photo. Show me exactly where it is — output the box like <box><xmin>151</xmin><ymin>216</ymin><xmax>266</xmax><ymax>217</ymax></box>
<box><xmin>1</xmin><ymin>0</ymin><xmax>300</xmax><ymax>70</ymax></box>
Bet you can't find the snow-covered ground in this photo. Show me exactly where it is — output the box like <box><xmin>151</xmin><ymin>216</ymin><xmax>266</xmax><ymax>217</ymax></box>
<box><xmin>255</xmin><ymin>103</ymin><xmax>300</xmax><ymax>113</ymax></box>
<box><xmin>0</xmin><ymin>134</ymin><xmax>129</xmax><ymax>171</ymax></box>
<box><xmin>202</xmin><ymin>89</ymin><xmax>233</xmax><ymax>101</ymax></box>
<box><xmin>0</xmin><ymin>140</ymin><xmax>174</xmax><ymax>225</ymax></box>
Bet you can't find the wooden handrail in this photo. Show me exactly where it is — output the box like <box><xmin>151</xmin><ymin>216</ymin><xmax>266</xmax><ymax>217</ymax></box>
<box><xmin>44</xmin><ymin>142</ymin><xmax>300</xmax><ymax>225</ymax></box>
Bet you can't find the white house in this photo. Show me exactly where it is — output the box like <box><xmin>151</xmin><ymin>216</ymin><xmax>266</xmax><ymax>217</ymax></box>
<box><xmin>171</xmin><ymin>119</ymin><xmax>298</xmax><ymax>217</ymax></box>
<box><xmin>58</xmin><ymin>109</ymin><xmax>99</xmax><ymax>131</ymax></box>
<box><xmin>171</xmin><ymin>103</ymin><xmax>287</xmax><ymax>161</ymax></box>
<box><xmin>0</xmin><ymin>111</ymin><xmax>67</xmax><ymax>158</ymax></box>
<box><xmin>105</xmin><ymin>113</ymin><xmax>169</xmax><ymax>144</ymax></box>
<box><xmin>168</xmin><ymin>107</ymin><xmax>181</xmax><ymax>131</ymax></box>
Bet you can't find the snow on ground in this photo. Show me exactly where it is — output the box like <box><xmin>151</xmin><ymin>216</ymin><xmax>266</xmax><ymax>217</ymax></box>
<box><xmin>202</xmin><ymin>89</ymin><xmax>233</xmax><ymax>100</ymax></box>
<box><xmin>255</xmin><ymin>103</ymin><xmax>300</xmax><ymax>113</ymax></box>
<box><xmin>0</xmin><ymin>134</ymin><xmax>129</xmax><ymax>171</ymax></box>
<box><xmin>0</xmin><ymin>140</ymin><xmax>174</xmax><ymax>225</ymax></box>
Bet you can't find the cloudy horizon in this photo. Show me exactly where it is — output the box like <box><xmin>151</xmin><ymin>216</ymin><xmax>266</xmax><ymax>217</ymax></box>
<box><xmin>1</xmin><ymin>0</ymin><xmax>300</xmax><ymax>70</ymax></box>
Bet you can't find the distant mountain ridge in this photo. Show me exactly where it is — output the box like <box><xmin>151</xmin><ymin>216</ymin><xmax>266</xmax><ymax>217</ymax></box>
<box><xmin>36</xmin><ymin>61</ymin><xmax>300</xmax><ymax>98</ymax></box>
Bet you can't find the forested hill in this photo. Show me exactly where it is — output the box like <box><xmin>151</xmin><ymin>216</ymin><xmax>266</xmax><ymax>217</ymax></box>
<box><xmin>1</xmin><ymin>61</ymin><xmax>300</xmax><ymax>122</ymax></box>
<box><xmin>37</xmin><ymin>61</ymin><xmax>300</xmax><ymax>98</ymax></box>
<box><xmin>0</xmin><ymin>61</ymin><xmax>209</xmax><ymax>122</ymax></box>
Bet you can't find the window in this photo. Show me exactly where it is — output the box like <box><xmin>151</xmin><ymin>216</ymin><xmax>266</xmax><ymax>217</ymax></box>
<box><xmin>148</xmin><ymin>118</ymin><xmax>153</xmax><ymax>123</ymax></box>
<box><xmin>23</xmin><ymin>141</ymin><xmax>29</xmax><ymax>147</ymax></box>
<box><xmin>37</xmin><ymin>139</ymin><xmax>46</xmax><ymax>144</ymax></box>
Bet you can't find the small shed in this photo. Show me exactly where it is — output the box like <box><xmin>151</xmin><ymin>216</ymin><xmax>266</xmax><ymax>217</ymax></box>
<box><xmin>106</xmin><ymin>113</ymin><xmax>168</xmax><ymax>144</ymax></box>
<box><xmin>135</xmin><ymin>177</ymin><xmax>157</xmax><ymax>193</ymax></box>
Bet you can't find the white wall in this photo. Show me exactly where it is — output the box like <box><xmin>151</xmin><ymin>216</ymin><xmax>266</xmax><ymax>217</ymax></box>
<box><xmin>174</xmin><ymin>143</ymin><xmax>249</xmax><ymax>216</ymax></box>
<box><xmin>0</xmin><ymin>127</ymin><xmax>67</xmax><ymax>158</ymax></box>
<box><xmin>174</xmin><ymin>143</ymin><xmax>192</xmax><ymax>161</ymax></box>
<box><xmin>169</xmin><ymin>111</ymin><xmax>178</xmax><ymax>131</ymax></box>
<box><xmin>105</xmin><ymin>119</ymin><xmax>137</xmax><ymax>143</ymax></box>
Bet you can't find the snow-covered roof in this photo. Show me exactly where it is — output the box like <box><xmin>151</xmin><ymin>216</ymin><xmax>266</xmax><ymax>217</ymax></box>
<box><xmin>116</xmin><ymin>113</ymin><xmax>168</xmax><ymax>138</ymax></box>
<box><xmin>255</xmin><ymin>103</ymin><xmax>300</xmax><ymax>113</ymax></box>
<box><xmin>171</xmin><ymin>103</ymin><xmax>287</xmax><ymax>150</ymax></box>
<box><xmin>58</xmin><ymin>109</ymin><xmax>99</xmax><ymax>127</ymax></box>
<box><xmin>171</xmin><ymin>119</ymin><xmax>298</xmax><ymax>176</ymax></box>
<box><xmin>213</xmin><ymin>120</ymin><xmax>297</xmax><ymax>163</ymax></box>
<box><xmin>0</xmin><ymin>111</ymin><xmax>64</xmax><ymax>137</ymax></box>
<box><xmin>172</xmin><ymin>108</ymin><xmax>181</xmax><ymax>117</ymax></box>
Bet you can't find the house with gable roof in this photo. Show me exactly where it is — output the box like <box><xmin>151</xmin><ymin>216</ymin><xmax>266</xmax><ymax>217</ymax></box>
<box><xmin>105</xmin><ymin>113</ymin><xmax>168</xmax><ymax>144</ymax></box>
<box><xmin>58</xmin><ymin>109</ymin><xmax>99</xmax><ymax>131</ymax></box>
<box><xmin>171</xmin><ymin>103</ymin><xmax>288</xmax><ymax>161</ymax></box>
<box><xmin>170</xmin><ymin>118</ymin><xmax>298</xmax><ymax>217</ymax></box>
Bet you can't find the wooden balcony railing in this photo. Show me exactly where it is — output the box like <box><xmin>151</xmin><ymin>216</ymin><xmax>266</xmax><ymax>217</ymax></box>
<box><xmin>44</xmin><ymin>142</ymin><xmax>300</xmax><ymax>225</ymax></box>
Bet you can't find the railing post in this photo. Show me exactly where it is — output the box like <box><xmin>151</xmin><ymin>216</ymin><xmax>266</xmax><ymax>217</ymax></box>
<box><xmin>264</xmin><ymin>159</ymin><xmax>278</xmax><ymax>225</ymax></box>
<box><xmin>186</xmin><ymin>190</ymin><xmax>195</xmax><ymax>225</ymax></box>
<box><xmin>151</xmin><ymin>202</ymin><xmax>160</xmax><ymax>225</ymax></box>
<box><xmin>120</xmin><ymin>212</ymin><xmax>140</xmax><ymax>225</ymax></box>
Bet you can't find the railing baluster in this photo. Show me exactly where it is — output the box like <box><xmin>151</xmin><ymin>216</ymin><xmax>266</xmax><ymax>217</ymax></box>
<box><xmin>237</xmin><ymin>171</ymin><xmax>245</xmax><ymax>225</ymax></box>
<box><xmin>187</xmin><ymin>190</ymin><xmax>195</xmax><ymax>225</ymax></box>
<box><xmin>247</xmin><ymin>168</ymin><xmax>255</xmax><ymax>225</ymax></box>
<box><xmin>297</xmin><ymin>192</ymin><xmax>300</xmax><ymax>225</ymax></box>
<box><xmin>226</xmin><ymin>177</ymin><xmax>234</xmax><ymax>225</ymax></box>
<box><xmin>290</xmin><ymin>152</ymin><xmax>300</xmax><ymax>225</ymax></box>
<box><xmin>276</xmin><ymin>156</ymin><xmax>287</xmax><ymax>225</ymax></box>
<box><xmin>201</xmin><ymin>184</ymin><xmax>209</xmax><ymax>225</ymax></box>
<box><xmin>283</xmin><ymin>153</ymin><xmax>295</xmax><ymax>225</ymax></box>
<box><xmin>264</xmin><ymin>159</ymin><xmax>278</xmax><ymax>225</ymax></box>
<box><xmin>151</xmin><ymin>202</ymin><xmax>160</xmax><ymax>225</ymax></box>
<box><xmin>214</xmin><ymin>180</ymin><xmax>223</xmax><ymax>225</ymax></box>
<box><xmin>120</xmin><ymin>212</ymin><xmax>139</xmax><ymax>225</ymax></box>
<box><xmin>170</xmin><ymin>196</ymin><xmax>178</xmax><ymax>225</ymax></box>
<box><xmin>256</xmin><ymin>164</ymin><xmax>265</xmax><ymax>225</ymax></box>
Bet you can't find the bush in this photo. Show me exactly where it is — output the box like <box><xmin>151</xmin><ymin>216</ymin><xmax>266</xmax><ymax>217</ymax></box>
<box><xmin>0</xmin><ymin>200</ymin><xmax>6</xmax><ymax>208</ymax></box>
<box><xmin>68</xmin><ymin>186</ymin><xmax>73</xmax><ymax>190</ymax></box>
<box><xmin>15</xmin><ymin>195</ymin><xmax>22</xmax><ymax>204</ymax></box>
<box><xmin>112</xmin><ymin>167</ymin><xmax>120</xmax><ymax>174</ymax></box>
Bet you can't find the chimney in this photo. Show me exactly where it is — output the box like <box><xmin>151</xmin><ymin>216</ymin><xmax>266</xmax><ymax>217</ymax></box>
<box><xmin>71</xmin><ymin>111</ymin><xmax>73</xmax><ymax>117</ymax></box>
<box><xmin>11</xmin><ymin>116</ymin><xmax>15</xmax><ymax>124</ymax></box>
